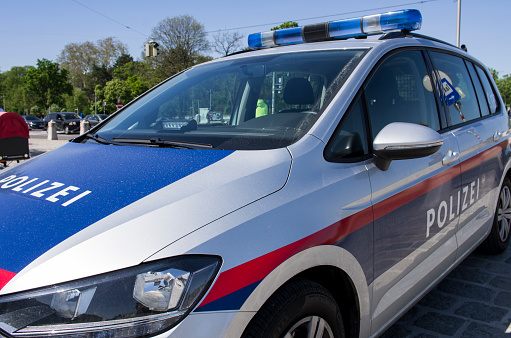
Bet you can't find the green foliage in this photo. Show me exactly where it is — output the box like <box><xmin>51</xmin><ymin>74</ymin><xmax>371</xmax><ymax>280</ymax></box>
<box><xmin>271</xmin><ymin>21</ymin><xmax>299</xmax><ymax>31</ymax></box>
<box><xmin>489</xmin><ymin>68</ymin><xmax>511</xmax><ymax>107</ymax></box>
<box><xmin>24</xmin><ymin>59</ymin><xmax>73</xmax><ymax>109</ymax></box>
<box><xmin>49</xmin><ymin>103</ymin><xmax>63</xmax><ymax>112</ymax></box>
<box><xmin>496</xmin><ymin>76</ymin><xmax>511</xmax><ymax>107</ymax></box>
<box><xmin>64</xmin><ymin>89</ymin><xmax>90</xmax><ymax>115</ymax></box>
<box><xmin>30</xmin><ymin>106</ymin><xmax>42</xmax><ymax>117</ymax></box>
<box><xmin>99</xmin><ymin>79</ymin><xmax>132</xmax><ymax>114</ymax></box>
<box><xmin>0</xmin><ymin>66</ymin><xmax>32</xmax><ymax>113</ymax></box>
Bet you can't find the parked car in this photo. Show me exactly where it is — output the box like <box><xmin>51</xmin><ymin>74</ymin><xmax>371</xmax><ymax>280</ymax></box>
<box><xmin>21</xmin><ymin>115</ymin><xmax>44</xmax><ymax>130</ymax></box>
<box><xmin>0</xmin><ymin>9</ymin><xmax>510</xmax><ymax>338</ymax></box>
<box><xmin>84</xmin><ymin>114</ymin><xmax>109</xmax><ymax>127</ymax></box>
<box><xmin>43</xmin><ymin>112</ymin><xmax>81</xmax><ymax>134</ymax></box>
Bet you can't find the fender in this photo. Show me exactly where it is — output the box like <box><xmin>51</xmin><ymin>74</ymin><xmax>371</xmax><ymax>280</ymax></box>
<box><xmin>486</xmin><ymin>135</ymin><xmax>511</xmax><ymax>237</ymax></box>
<box><xmin>224</xmin><ymin>245</ymin><xmax>372</xmax><ymax>338</ymax></box>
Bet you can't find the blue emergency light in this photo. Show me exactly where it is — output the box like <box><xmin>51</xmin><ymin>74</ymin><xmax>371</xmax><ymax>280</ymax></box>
<box><xmin>248</xmin><ymin>9</ymin><xmax>422</xmax><ymax>49</ymax></box>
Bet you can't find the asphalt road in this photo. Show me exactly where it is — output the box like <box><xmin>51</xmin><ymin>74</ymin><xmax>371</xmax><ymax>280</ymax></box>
<box><xmin>29</xmin><ymin>129</ymin><xmax>76</xmax><ymax>141</ymax></box>
<box><xmin>8</xmin><ymin>131</ymin><xmax>511</xmax><ymax>337</ymax></box>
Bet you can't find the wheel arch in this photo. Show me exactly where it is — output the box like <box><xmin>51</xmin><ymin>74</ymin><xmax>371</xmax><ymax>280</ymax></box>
<box><xmin>225</xmin><ymin>245</ymin><xmax>371</xmax><ymax>338</ymax></box>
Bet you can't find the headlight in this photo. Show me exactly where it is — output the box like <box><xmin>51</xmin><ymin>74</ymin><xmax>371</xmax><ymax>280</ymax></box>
<box><xmin>0</xmin><ymin>255</ymin><xmax>221</xmax><ymax>337</ymax></box>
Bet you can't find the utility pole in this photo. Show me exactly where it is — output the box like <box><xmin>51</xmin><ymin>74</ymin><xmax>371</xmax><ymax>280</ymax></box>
<box><xmin>456</xmin><ymin>0</ymin><xmax>462</xmax><ymax>47</ymax></box>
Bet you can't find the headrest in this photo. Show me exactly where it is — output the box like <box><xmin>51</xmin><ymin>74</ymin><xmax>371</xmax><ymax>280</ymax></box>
<box><xmin>283</xmin><ymin>78</ymin><xmax>315</xmax><ymax>105</ymax></box>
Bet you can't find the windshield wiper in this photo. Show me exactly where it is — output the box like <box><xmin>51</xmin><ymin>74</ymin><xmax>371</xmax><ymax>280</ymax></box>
<box><xmin>82</xmin><ymin>133</ymin><xmax>118</xmax><ymax>145</ymax></box>
<box><xmin>112</xmin><ymin>137</ymin><xmax>213</xmax><ymax>149</ymax></box>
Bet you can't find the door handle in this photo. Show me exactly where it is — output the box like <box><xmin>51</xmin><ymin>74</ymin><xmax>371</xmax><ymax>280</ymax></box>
<box><xmin>494</xmin><ymin>131</ymin><xmax>503</xmax><ymax>142</ymax></box>
<box><xmin>442</xmin><ymin>149</ymin><xmax>459</xmax><ymax>166</ymax></box>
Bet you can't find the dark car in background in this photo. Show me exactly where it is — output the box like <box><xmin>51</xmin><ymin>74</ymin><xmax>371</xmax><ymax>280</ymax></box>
<box><xmin>21</xmin><ymin>115</ymin><xmax>44</xmax><ymax>130</ymax></box>
<box><xmin>84</xmin><ymin>114</ymin><xmax>109</xmax><ymax>127</ymax></box>
<box><xmin>43</xmin><ymin>112</ymin><xmax>81</xmax><ymax>134</ymax></box>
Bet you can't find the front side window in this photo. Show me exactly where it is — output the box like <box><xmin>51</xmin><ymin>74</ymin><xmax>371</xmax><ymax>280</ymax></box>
<box><xmin>365</xmin><ymin>50</ymin><xmax>440</xmax><ymax>138</ymax></box>
<box><xmin>93</xmin><ymin>50</ymin><xmax>366</xmax><ymax>150</ymax></box>
<box><xmin>325</xmin><ymin>98</ymin><xmax>369</xmax><ymax>162</ymax></box>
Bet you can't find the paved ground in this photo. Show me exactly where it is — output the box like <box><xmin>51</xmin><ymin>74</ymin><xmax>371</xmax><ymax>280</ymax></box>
<box><xmin>383</xmin><ymin>248</ymin><xmax>511</xmax><ymax>337</ymax></box>
<box><xmin>5</xmin><ymin>133</ymin><xmax>511</xmax><ymax>337</ymax></box>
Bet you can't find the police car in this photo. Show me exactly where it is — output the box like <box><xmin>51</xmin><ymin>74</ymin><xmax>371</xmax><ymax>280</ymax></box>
<box><xmin>0</xmin><ymin>9</ymin><xmax>509</xmax><ymax>338</ymax></box>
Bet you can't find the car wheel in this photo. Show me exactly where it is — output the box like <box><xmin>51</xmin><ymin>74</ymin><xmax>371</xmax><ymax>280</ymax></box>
<box><xmin>64</xmin><ymin>126</ymin><xmax>70</xmax><ymax>135</ymax></box>
<box><xmin>242</xmin><ymin>279</ymin><xmax>344</xmax><ymax>338</ymax></box>
<box><xmin>479</xmin><ymin>178</ymin><xmax>511</xmax><ymax>254</ymax></box>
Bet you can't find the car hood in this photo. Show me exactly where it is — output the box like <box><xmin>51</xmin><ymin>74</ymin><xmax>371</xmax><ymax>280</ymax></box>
<box><xmin>0</xmin><ymin>142</ymin><xmax>291</xmax><ymax>294</ymax></box>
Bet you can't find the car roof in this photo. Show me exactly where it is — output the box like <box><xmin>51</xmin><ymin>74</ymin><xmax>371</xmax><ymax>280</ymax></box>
<box><xmin>208</xmin><ymin>32</ymin><xmax>473</xmax><ymax>65</ymax></box>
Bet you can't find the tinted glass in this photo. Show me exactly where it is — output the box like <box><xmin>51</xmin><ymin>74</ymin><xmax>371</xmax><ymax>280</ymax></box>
<box><xmin>95</xmin><ymin>50</ymin><xmax>366</xmax><ymax>150</ymax></box>
<box><xmin>365</xmin><ymin>50</ymin><xmax>440</xmax><ymax>138</ymax></box>
<box><xmin>430</xmin><ymin>52</ymin><xmax>482</xmax><ymax>125</ymax></box>
<box><xmin>475</xmin><ymin>65</ymin><xmax>499</xmax><ymax>114</ymax></box>
<box><xmin>325</xmin><ymin>98</ymin><xmax>369</xmax><ymax>161</ymax></box>
<box><xmin>466</xmin><ymin>62</ymin><xmax>490</xmax><ymax>116</ymax></box>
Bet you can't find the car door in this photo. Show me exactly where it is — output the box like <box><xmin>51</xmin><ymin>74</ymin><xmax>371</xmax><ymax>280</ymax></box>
<box><xmin>362</xmin><ymin>50</ymin><xmax>462</xmax><ymax>331</ymax></box>
<box><xmin>429</xmin><ymin>51</ymin><xmax>508</xmax><ymax>257</ymax></box>
<box><xmin>54</xmin><ymin>113</ymin><xmax>64</xmax><ymax>131</ymax></box>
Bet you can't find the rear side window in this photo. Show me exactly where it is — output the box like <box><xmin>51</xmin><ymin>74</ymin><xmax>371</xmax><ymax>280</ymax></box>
<box><xmin>430</xmin><ymin>52</ymin><xmax>482</xmax><ymax>125</ymax></box>
<box><xmin>475</xmin><ymin>65</ymin><xmax>499</xmax><ymax>114</ymax></box>
<box><xmin>365</xmin><ymin>50</ymin><xmax>440</xmax><ymax>138</ymax></box>
<box><xmin>466</xmin><ymin>62</ymin><xmax>490</xmax><ymax>116</ymax></box>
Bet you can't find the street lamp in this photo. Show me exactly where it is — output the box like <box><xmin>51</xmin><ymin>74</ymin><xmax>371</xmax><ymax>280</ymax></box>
<box><xmin>456</xmin><ymin>0</ymin><xmax>462</xmax><ymax>47</ymax></box>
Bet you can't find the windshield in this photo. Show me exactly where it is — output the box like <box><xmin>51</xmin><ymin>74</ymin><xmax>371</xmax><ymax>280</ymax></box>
<box><xmin>93</xmin><ymin>49</ymin><xmax>366</xmax><ymax>150</ymax></box>
<box><xmin>24</xmin><ymin>116</ymin><xmax>39</xmax><ymax>121</ymax></box>
<box><xmin>62</xmin><ymin>113</ymin><xmax>80</xmax><ymax>120</ymax></box>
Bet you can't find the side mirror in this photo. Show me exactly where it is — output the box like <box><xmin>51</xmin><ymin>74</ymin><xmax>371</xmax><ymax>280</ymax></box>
<box><xmin>373</xmin><ymin>122</ymin><xmax>443</xmax><ymax>171</ymax></box>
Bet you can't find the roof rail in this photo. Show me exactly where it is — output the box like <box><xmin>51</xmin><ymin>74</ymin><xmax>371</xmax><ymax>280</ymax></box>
<box><xmin>379</xmin><ymin>31</ymin><xmax>458</xmax><ymax>49</ymax></box>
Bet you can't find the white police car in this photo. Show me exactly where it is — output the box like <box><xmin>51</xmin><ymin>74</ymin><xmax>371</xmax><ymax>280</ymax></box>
<box><xmin>0</xmin><ymin>9</ymin><xmax>509</xmax><ymax>338</ymax></box>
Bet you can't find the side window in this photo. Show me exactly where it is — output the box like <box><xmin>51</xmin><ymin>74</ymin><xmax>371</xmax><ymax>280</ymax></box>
<box><xmin>365</xmin><ymin>50</ymin><xmax>440</xmax><ymax>139</ymax></box>
<box><xmin>475</xmin><ymin>65</ymin><xmax>499</xmax><ymax>114</ymax></box>
<box><xmin>430</xmin><ymin>52</ymin><xmax>482</xmax><ymax>125</ymax></box>
<box><xmin>466</xmin><ymin>62</ymin><xmax>490</xmax><ymax>116</ymax></box>
<box><xmin>325</xmin><ymin>98</ymin><xmax>369</xmax><ymax>162</ymax></box>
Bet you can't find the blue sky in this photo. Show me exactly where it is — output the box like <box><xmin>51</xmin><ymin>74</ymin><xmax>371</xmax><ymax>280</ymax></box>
<box><xmin>1</xmin><ymin>0</ymin><xmax>510</xmax><ymax>77</ymax></box>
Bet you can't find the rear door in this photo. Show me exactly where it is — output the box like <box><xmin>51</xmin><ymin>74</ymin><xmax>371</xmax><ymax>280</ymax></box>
<box><xmin>429</xmin><ymin>51</ymin><xmax>507</xmax><ymax>257</ymax></box>
<box><xmin>363</xmin><ymin>49</ymin><xmax>462</xmax><ymax>331</ymax></box>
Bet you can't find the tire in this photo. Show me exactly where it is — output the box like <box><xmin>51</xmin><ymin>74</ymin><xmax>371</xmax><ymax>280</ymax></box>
<box><xmin>242</xmin><ymin>279</ymin><xmax>344</xmax><ymax>338</ymax></box>
<box><xmin>64</xmin><ymin>126</ymin><xmax>70</xmax><ymax>135</ymax></box>
<box><xmin>479</xmin><ymin>178</ymin><xmax>511</xmax><ymax>254</ymax></box>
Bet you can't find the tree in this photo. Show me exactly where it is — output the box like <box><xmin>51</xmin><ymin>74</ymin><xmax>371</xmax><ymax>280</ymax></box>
<box><xmin>57</xmin><ymin>41</ymin><xmax>97</xmax><ymax>89</ymax></box>
<box><xmin>212</xmin><ymin>30</ymin><xmax>245</xmax><ymax>56</ymax></box>
<box><xmin>150</xmin><ymin>15</ymin><xmax>209</xmax><ymax>79</ymax></box>
<box><xmin>101</xmin><ymin>79</ymin><xmax>132</xmax><ymax>113</ymax></box>
<box><xmin>64</xmin><ymin>89</ymin><xmax>90</xmax><ymax>115</ymax></box>
<box><xmin>0</xmin><ymin>66</ymin><xmax>32</xmax><ymax>114</ymax></box>
<box><xmin>95</xmin><ymin>37</ymin><xmax>128</xmax><ymax>69</ymax></box>
<box><xmin>24</xmin><ymin>59</ymin><xmax>73</xmax><ymax>109</ymax></box>
<box><xmin>83</xmin><ymin>64</ymin><xmax>113</xmax><ymax>99</ymax></box>
<box><xmin>58</xmin><ymin>38</ymin><xmax>128</xmax><ymax>90</ymax></box>
<box><xmin>271</xmin><ymin>21</ymin><xmax>299</xmax><ymax>31</ymax></box>
<box><xmin>112</xmin><ymin>54</ymin><xmax>134</xmax><ymax>71</ymax></box>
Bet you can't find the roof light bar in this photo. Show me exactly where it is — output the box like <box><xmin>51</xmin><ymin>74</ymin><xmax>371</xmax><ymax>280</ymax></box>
<box><xmin>248</xmin><ymin>9</ymin><xmax>422</xmax><ymax>50</ymax></box>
